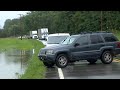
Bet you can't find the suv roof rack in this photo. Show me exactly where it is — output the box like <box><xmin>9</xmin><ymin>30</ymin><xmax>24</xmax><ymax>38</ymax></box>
<box><xmin>80</xmin><ymin>31</ymin><xmax>92</xmax><ymax>34</ymax></box>
<box><xmin>80</xmin><ymin>31</ymin><xmax>111</xmax><ymax>34</ymax></box>
<box><xmin>95</xmin><ymin>31</ymin><xmax>111</xmax><ymax>33</ymax></box>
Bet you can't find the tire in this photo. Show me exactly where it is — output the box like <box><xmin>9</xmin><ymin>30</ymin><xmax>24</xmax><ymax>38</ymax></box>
<box><xmin>55</xmin><ymin>54</ymin><xmax>68</xmax><ymax>68</ymax></box>
<box><xmin>43</xmin><ymin>62</ymin><xmax>54</xmax><ymax>67</ymax></box>
<box><xmin>87</xmin><ymin>59</ymin><xmax>97</xmax><ymax>64</ymax></box>
<box><xmin>101</xmin><ymin>51</ymin><xmax>113</xmax><ymax>64</ymax></box>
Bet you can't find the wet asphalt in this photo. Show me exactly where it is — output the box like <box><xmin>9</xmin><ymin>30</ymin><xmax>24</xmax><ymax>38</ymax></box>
<box><xmin>45</xmin><ymin>60</ymin><xmax>120</xmax><ymax>79</ymax></box>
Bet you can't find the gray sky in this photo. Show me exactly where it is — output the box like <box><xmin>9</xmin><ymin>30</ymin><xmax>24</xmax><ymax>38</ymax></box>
<box><xmin>0</xmin><ymin>11</ymin><xmax>29</xmax><ymax>29</ymax></box>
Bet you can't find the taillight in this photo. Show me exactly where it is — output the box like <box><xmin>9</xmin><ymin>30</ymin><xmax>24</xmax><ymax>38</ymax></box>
<box><xmin>117</xmin><ymin>42</ymin><xmax>120</xmax><ymax>48</ymax></box>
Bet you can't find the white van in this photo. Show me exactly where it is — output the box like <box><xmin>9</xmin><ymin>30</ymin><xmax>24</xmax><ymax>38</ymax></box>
<box><xmin>46</xmin><ymin>33</ymin><xmax>70</xmax><ymax>46</ymax></box>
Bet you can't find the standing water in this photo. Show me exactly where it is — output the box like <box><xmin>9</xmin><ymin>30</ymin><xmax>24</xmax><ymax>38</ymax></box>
<box><xmin>0</xmin><ymin>49</ymin><xmax>33</xmax><ymax>79</ymax></box>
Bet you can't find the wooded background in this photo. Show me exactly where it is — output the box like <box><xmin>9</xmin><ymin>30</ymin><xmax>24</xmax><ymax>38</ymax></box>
<box><xmin>1</xmin><ymin>11</ymin><xmax>120</xmax><ymax>37</ymax></box>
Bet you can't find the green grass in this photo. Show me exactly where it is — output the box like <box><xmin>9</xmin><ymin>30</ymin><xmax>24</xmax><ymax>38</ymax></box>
<box><xmin>20</xmin><ymin>39</ymin><xmax>46</xmax><ymax>79</ymax></box>
<box><xmin>0</xmin><ymin>38</ymin><xmax>34</xmax><ymax>50</ymax></box>
<box><xmin>0</xmin><ymin>38</ymin><xmax>46</xmax><ymax>79</ymax></box>
<box><xmin>114</xmin><ymin>31</ymin><xmax>120</xmax><ymax>40</ymax></box>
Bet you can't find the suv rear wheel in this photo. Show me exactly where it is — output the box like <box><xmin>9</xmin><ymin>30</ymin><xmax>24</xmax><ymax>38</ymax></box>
<box><xmin>101</xmin><ymin>51</ymin><xmax>113</xmax><ymax>64</ymax></box>
<box><xmin>56</xmin><ymin>54</ymin><xmax>68</xmax><ymax>68</ymax></box>
<box><xmin>87</xmin><ymin>59</ymin><xmax>97</xmax><ymax>64</ymax></box>
<box><xmin>43</xmin><ymin>62</ymin><xmax>54</xmax><ymax>67</ymax></box>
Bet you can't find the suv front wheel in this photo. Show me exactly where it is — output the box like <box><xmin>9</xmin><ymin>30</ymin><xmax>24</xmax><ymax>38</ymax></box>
<box><xmin>101</xmin><ymin>51</ymin><xmax>113</xmax><ymax>64</ymax></box>
<box><xmin>56</xmin><ymin>54</ymin><xmax>68</xmax><ymax>68</ymax></box>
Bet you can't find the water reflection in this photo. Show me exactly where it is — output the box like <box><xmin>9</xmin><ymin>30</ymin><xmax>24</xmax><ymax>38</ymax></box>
<box><xmin>0</xmin><ymin>49</ymin><xmax>32</xmax><ymax>79</ymax></box>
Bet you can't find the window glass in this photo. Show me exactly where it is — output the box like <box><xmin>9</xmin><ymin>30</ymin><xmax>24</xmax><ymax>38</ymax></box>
<box><xmin>102</xmin><ymin>34</ymin><xmax>118</xmax><ymax>42</ymax></box>
<box><xmin>90</xmin><ymin>35</ymin><xmax>104</xmax><ymax>44</ymax></box>
<box><xmin>76</xmin><ymin>36</ymin><xmax>88</xmax><ymax>45</ymax></box>
<box><xmin>61</xmin><ymin>36</ymin><xmax>78</xmax><ymax>45</ymax></box>
<box><xmin>47</xmin><ymin>36</ymin><xmax>68</xmax><ymax>44</ymax></box>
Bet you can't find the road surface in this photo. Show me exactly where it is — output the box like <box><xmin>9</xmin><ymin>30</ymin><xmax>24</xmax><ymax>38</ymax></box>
<box><xmin>45</xmin><ymin>60</ymin><xmax>120</xmax><ymax>79</ymax></box>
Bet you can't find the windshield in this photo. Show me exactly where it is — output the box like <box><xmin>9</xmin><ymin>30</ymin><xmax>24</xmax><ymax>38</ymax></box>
<box><xmin>47</xmin><ymin>36</ymin><xmax>69</xmax><ymax>44</ymax></box>
<box><xmin>61</xmin><ymin>36</ymin><xmax>78</xmax><ymax>45</ymax></box>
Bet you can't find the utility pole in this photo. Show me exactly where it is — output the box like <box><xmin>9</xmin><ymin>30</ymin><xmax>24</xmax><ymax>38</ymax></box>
<box><xmin>18</xmin><ymin>14</ymin><xmax>23</xmax><ymax>40</ymax></box>
<box><xmin>101</xmin><ymin>11</ymin><xmax>103</xmax><ymax>31</ymax></box>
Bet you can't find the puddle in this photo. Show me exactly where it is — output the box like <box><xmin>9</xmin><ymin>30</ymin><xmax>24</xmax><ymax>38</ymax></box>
<box><xmin>0</xmin><ymin>49</ymin><xmax>33</xmax><ymax>79</ymax></box>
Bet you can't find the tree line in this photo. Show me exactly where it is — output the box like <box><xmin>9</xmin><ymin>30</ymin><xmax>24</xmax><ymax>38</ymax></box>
<box><xmin>0</xmin><ymin>11</ymin><xmax>120</xmax><ymax>37</ymax></box>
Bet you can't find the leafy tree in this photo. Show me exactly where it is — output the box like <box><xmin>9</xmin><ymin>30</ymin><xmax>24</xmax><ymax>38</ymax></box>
<box><xmin>2</xmin><ymin>11</ymin><xmax>120</xmax><ymax>38</ymax></box>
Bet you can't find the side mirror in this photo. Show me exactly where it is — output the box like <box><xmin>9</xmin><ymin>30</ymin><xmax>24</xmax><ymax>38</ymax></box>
<box><xmin>74</xmin><ymin>43</ymin><xmax>80</xmax><ymax>47</ymax></box>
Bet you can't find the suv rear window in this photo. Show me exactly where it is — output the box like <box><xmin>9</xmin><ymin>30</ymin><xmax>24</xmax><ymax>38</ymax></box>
<box><xmin>102</xmin><ymin>34</ymin><xmax>118</xmax><ymax>42</ymax></box>
<box><xmin>90</xmin><ymin>35</ymin><xmax>104</xmax><ymax>44</ymax></box>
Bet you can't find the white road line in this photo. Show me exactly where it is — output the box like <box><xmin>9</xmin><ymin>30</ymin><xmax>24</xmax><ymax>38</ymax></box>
<box><xmin>58</xmin><ymin>68</ymin><xmax>64</xmax><ymax>79</ymax></box>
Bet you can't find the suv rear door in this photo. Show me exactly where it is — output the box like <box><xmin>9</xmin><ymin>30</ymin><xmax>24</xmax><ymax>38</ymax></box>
<box><xmin>88</xmin><ymin>34</ymin><xmax>105</xmax><ymax>58</ymax></box>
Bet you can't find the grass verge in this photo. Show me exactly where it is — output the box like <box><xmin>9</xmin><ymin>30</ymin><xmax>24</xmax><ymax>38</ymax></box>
<box><xmin>20</xmin><ymin>39</ymin><xmax>46</xmax><ymax>79</ymax></box>
<box><xmin>0</xmin><ymin>38</ymin><xmax>45</xmax><ymax>79</ymax></box>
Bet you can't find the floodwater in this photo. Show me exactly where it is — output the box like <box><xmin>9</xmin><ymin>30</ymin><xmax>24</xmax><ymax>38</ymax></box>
<box><xmin>0</xmin><ymin>49</ymin><xmax>33</xmax><ymax>79</ymax></box>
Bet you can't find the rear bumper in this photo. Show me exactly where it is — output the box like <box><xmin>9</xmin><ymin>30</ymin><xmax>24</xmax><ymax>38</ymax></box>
<box><xmin>114</xmin><ymin>48</ymin><xmax>120</xmax><ymax>55</ymax></box>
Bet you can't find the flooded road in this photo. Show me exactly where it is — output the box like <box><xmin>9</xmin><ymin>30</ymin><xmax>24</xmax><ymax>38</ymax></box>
<box><xmin>0</xmin><ymin>49</ymin><xmax>32</xmax><ymax>79</ymax></box>
<box><xmin>45</xmin><ymin>60</ymin><xmax>120</xmax><ymax>79</ymax></box>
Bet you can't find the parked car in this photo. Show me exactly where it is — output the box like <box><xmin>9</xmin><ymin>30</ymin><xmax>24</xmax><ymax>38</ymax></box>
<box><xmin>38</xmin><ymin>31</ymin><xmax>120</xmax><ymax>68</ymax></box>
<box><xmin>45</xmin><ymin>33</ymin><xmax>70</xmax><ymax>46</ymax></box>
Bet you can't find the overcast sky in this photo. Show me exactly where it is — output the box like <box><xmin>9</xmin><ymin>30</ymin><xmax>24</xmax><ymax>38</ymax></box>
<box><xmin>0</xmin><ymin>11</ymin><xmax>29</xmax><ymax>28</ymax></box>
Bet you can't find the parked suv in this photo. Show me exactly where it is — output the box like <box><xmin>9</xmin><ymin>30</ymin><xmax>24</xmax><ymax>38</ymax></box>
<box><xmin>38</xmin><ymin>31</ymin><xmax>120</xmax><ymax>68</ymax></box>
